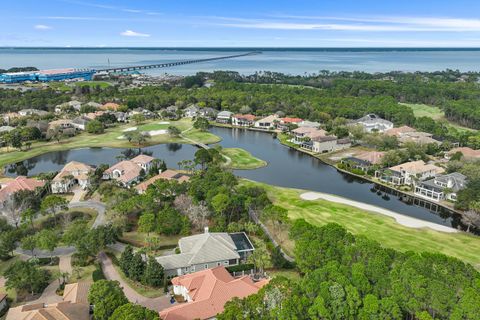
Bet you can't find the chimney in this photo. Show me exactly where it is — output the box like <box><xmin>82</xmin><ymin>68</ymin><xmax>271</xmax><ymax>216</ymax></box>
<box><xmin>204</xmin><ymin>226</ymin><xmax>209</xmax><ymax>234</ymax></box>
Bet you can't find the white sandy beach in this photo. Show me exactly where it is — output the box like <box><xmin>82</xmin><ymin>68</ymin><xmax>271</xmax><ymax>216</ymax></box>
<box><xmin>300</xmin><ymin>191</ymin><xmax>458</xmax><ymax>233</ymax></box>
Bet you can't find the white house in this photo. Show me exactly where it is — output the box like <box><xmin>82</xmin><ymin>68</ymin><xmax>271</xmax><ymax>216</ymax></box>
<box><xmin>414</xmin><ymin>172</ymin><xmax>466</xmax><ymax>202</ymax></box>
<box><xmin>183</xmin><ymin>105</ymin><xmax>199</xmax><ymax>118</ymax></box>
<box><xmin>232</xmin><ymin>114</ymin><xmax>256</xmax><ymax>127</ymax></box>
<box><xmin>51</xmin><ymin>161</ymin><xmax>93</xmax><ymax>193</ymax></box>
<box><xmin>254</xmin><ymin>114</ymin><xmax>278</xmax><ymax>129</ymax></box>
<box><xmin>103</xmin><ymin>154</ymin><xmax>155</xmax><ymax>187</ymax></box>
<box><xmin>216</xmin><ymin>110</ymin><xmax>233</xmax><ymax>124</ymax></box>
<box><xmin>353</xmin><ymin>114</ymin><xmax>393</xmax><ymax>133</ymax></box>
<box><xmin>376</xmin><ymin>160</ymin><xmax>445</xmax><ymax>186</ymax></box>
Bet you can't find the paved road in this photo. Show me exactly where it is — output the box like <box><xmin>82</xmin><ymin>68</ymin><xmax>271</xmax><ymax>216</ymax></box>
<box><xmin>99</xmin><ymin>252</ymin><xmax>171</xmax><ymax>312</ymax></box>
<box><xmin>69</xmin><ymin>200</ymin><xmax>106</xmax><ymax>229</ymax></box>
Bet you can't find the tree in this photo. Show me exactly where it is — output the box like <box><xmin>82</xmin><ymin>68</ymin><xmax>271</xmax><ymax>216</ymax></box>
<box><xmin>138</xmin><ymin>212</ymin><xmax>156</xmax><ymax>236</ymax></box>
<box><xmin>194</xmin><ymin>148</ymin><xmax>213</xmax><ymax>170</ymax></box>
<box><xmin>131</xmin><ymin>113</ymin><xmax>146</xmax><ymax>124</ymax></box>
<box><xmin>156</xmin><ymin>206</ymin><xmax>190</xmax><ymax>236</ymax></box>
<box><xmin>462</xmin><ymin>201</ymin><xmax>480</xmax><ymax>232</ymax></box>
<box><xmin>120</xmin><ymin>245</ymin><xmax>134</xmax><ymax>276</ymax></box>
<box><xmin>168</xmin><ymin>126</ymin><xmax>181</xmax><ymax>137</ymax></box>
<box><xmin>41</xmin><ymin>195</ymin><xmax>68</xmax><ymax>225</ymax></box>
<box><xmin>143</xmin><ymin>256</ymin><xmax>164</xmax><ymax>287</ymax></box>
<box><xmin>88</xmin><ymin>280</ymin><xmax>128</xmax><ymax>320</ymax></box>
<box><xmin>36</xmin><ymin>229</ymin><xmax>60</xmax><ymax>261</ymax></box>
<box><xmin>0</xmin><ymin>230</ymin><xmax>19</xmax><ymax>259</ymax></box>
<box><xmin>86</xmin><ymin>119</ymin><xmax>105</xmax><ymax>134</ymax></box>
<box><xmin>109</xmin><ymin>303</ymin><xmax>159</xmax><ymax>320</ymax></box>
<box><xmin>5</xmin><ymin>260</ymin><xmax>50</xmax><ymax>295</ymax></box>
<box><xmin>193</xmin><ymin>117</ymin><xmax>210</xmax><ymax>131</ymax></box>
<box><xmin>248</xmin><ymin>242</ymin><xmax>270</xmax><ymax>274</ymax></box>
<box><xmin>129</xmin><ymin>252</ymin><xmax>146</xmax><ymax>282</ymax></box>
<box><xmin>21</xmin><ymin>208</ymin><xmax>37</xmax><ymax>229</ymax></box>
<box><xmin>21</xmin><ymin>234</ymin><xmax>38</xmax><ymax>257</ymax></box>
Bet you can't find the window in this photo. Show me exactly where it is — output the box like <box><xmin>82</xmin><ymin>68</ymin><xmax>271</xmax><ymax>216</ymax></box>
<box><xmin>217</xmin><ymin>262</ymin><xmax>221</xmax><ymax>266</ymax></box>
<box><xmin>191</xmin><ymin>266</ymin><xmax>195</xmax><ymax>272</ymax></box>
<box><xmin>223</xmin><ymin>261</ymin><xmax>229</xmax><ymax>266</ymax></box>
<box><xmin>204</xmin><ymin>264</ymin><xmax>208</xmax><ymax>269</ymax></box>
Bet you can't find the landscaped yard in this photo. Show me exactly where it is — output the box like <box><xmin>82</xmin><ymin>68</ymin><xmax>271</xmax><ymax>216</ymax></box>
<box><xmin>0</xmin><ymin>119</ymin><xmax>221</xmax><ymax>168</ymax></box>
<box><xmin>243</xmin><ymin>180</ymin><xmax>480</xmax><ymax>269</ymax></box>
<box><xmin>222</xmin><ymin>148</ymin><xmax>267</xmax><ymax>170</ymax></box>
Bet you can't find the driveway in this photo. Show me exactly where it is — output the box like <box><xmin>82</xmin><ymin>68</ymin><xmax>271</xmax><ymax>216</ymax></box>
<box><xmin>68</xmin><ymin>200</ymin><xmax>106</xmax><ymax>229</ymax></box>
<box><xmin>70</xmin><ymin>186</ymin><xmax>87</xmax><ymax>203</ymax></box>
<box><xmin>99</xmin><ymin>252</ymin><xmax>171</xmax><ymax>312</ymax></box>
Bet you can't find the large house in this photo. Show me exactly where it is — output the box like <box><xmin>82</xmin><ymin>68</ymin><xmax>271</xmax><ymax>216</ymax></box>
<box><xmin>18</xmin><ymin>109</ymin><xmax>49</xmax><ymax>117</ymax></box>
<box><xmin>72</xmin><ymin>116</ymin><xmax>91</xmax><ymax>131</ymax></box>
<box><xmin>183</xmin><ymin>105</ymin><xmax>199</xmax><ymax>118</ymax></box>
<box><xmin>277</xmin><ymin>117</ymin><xmax>303</xmax><ymax>131</ymax></box>
<box><xmin>51</xmin><ymin>161</ymin><xmax>93</xmax><ymax>193</ymax></box>
<box><xmin>156</xmin><ymin>228</ymin><xmax>255</xmax><ymax>278</ymax></box>
<box><xmin>414</xmin><ymin>172</ymin><xmax>467</xmax><ymax>202</ymax></box>
<box><xmin>353</xmin><ymin>114</ymin><xmax>393</xmax><ymax>133</ymax></box>
<box><xmin>398</xmin><ymin>131</ymin><xmax>441</xmax><ymax>145</ymax></box>
<box><xmin>135</xmin><ymin>169</ymin><xmax>190</xmax><ymax>194</ymax></box>
<box><xmin>6</xmin><ymin>282</ymin><xmax>90</xmax><ymax>320</ymax></box>
<box><xmin>254</xmin><ymin>114</ymin><xmax>278</xmax><ymax>130</ymax></box>
<box><xmin>0</xmin><ymin>176</ymin><xmax>45</xmax><ymax>214</ymax></box>
<box><xmin>341</xmin><ymin>151</ymin><xmax>386</xmax><ymax>172</ymax></box>
<box><xmin>216</xmin><ymin>110</ymin><xmax>233</xmax><ymax>124</ymax></box>
<box><xmin>103</xmin><ymin>155</ymin><xmax>155</xmax><ymax>187</ymax></box>
<box><xmin>232</xmin><ymin>114</ymin><xmax>256</xmax><ymax>127</ymax></box>
<box><xmin>376</xmin><ymin>160</ymin><xmax>445</xmax><ymax>186</ymax></box>
<box><xmin>100</xmin><ymin>102</ymin><xmax>121</xmax><ymax>111</ymax></box>
<box><xmin>302</xmin><ymin>135</ymin><xmax>351</xmax><ymax>153</ymax></box>
<box><xmin>198</xmin><ymin>107</ymin><xmax>218</xmax><ymax>120</ymax></box>
<box><xmin>384</xmin><ymin>125</ymin><xmax>416</xmax><ymax>137</ymax></box>
<box><xmin>160</xmin><ymin>266</ymin><xmax>268</xmax><ymax>320</ymax></box>
<box><xmin>292</xmin><ymin>127</ymin><xmax>327</xmax><ymax>144</ymax></box>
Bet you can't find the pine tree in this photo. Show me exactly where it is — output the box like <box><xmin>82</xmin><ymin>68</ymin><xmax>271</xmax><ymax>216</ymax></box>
<box><xmin>129</xmin><ymin>252</ymin><xmax>146</xmax><ymax>282</ymax></box>
<box><xmin>143</xmin><ymin>256</ymin><xmax>164</xmax><ymax>287</ymax></box>
<box><xmin>120</xmin><ymin>245</ymin><xmax>134</xmax><ymax>277</ymax></box>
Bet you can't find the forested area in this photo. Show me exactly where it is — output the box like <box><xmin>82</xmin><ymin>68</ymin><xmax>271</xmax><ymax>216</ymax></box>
<box><xmin>219</xmin><ymin>220</ymin><xmax>480</xmax><ymax>320</ymax></box>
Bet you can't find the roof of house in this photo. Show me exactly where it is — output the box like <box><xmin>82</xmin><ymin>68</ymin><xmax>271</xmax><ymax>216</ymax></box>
<box><xmin>0</xmin><ymin>125</ymin><xmax>14</xmax><ymax>133</ymax></box>
<box><xmin>354</xmin><ymin>114</ymin><xmax>393</xmax><ymax>128</ymax></box>
<box><xmin>389</xmin><ymin>160</ymin><xmax>445</xmax><ymax>175</ymax></box>
<box><xmin>397</xmin><ymin>131</ymin><xmax>439</xmax><ymax>145</ymax></box>
<box><xmin>63</xmin><ymin>282</ymin><xmax>91</xmax><ymax>305</ymax></box>
<box><xmin>135</xmin><ymin>169</ymin><xmax>190</xmax><ymax>193</ymax></box>
<box><xmin>156</xmin><ymin>232</ymin><xmax>243</xmax><ymax>270</ymax></box>
<box><xmin>384</xmin><ymin>126</ymin><xmax>416</xmax><ymax>137</ymax></box>
<box><xmin>233</xmin><ymin>114</ymin><xmax>256</xmax><ymax>121</ymax></box>
<box><xmin>354</xmin><ymin>151</ymin><xmax>386</xmax><ymax>165</ymax></box>
<box><xmin>312</xmin><ymin>135</ymin><xmax>338</xmax><ymax>142</ymax></box>
<box><xmin>52</xmin><ymin>161</ymin><xmax>92</xmax><ymax>182</ymax></box>
<box><xmin>48</xmin><ymin>119</ymin><xmax>74</xmax><ymax>127</ymax></box>
<box><xmin>419</xmin><ymin>172</ymin><xmax>467</xmax><ymax>192</ymax></box>
<box><xmin>159</xmin><ymin>266</ymin><xmax>268</xmax><ymax>320</ymax></box>
<box><xmin>131</xmin><ymin>154</ymin><xmax>155</xmax><ymax>165</ymax></box>
<box><xmin>307</xmin><ymin>129</ymin><xmax>328</xmax><ymax>140</ymax></box>
<box><xmin>101</xmin><ymin>102</ymin><xmax>120</xmax><ymax>111</ymax></box>
<box><xmin>298</xmin><ymin>120</ymin><xmax>321</xmax><ymax>128</ymax></box>
<box><xmin>105</xmin><ymin>160</ymin><xmax>142</xmax><ymax>184</ymax></box>
<box><xmin>72</xmin><ymin>116</ymin><xmax>91</xmax><ymax>125</ymax></box>
<box><xmin>448</xmin><ymin>147</ymin><xmax>480</xmax><ymax>159</ymax></box>
<box><xmin>255</xmin><ymin>114</ymin><xmax>278</xmax><ymax>123</ymax></box>
<box><xmin>292</xmin><ymin>126</ymin><xmax>318</xmax><ymax>135</ymax></box>
<box><xmin>280</xmin><ymin>117</ymin><xmax>303</xmax><ymax>123</ymax></box>
<box><xmin>217</xmin><ymin>110</ymin><xmax>233</xmax><ymax>118</ymax></box>
<box><xmin>0</xmin><ymin>176</ymin><xmax>45</xmax><ymax>203</ymax></box>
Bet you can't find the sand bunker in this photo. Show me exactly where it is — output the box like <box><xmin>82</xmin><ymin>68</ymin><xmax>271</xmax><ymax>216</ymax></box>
<box><xmin>123</xmin><ymin>127</ymin><xmax>137</xmax><ymax>132</ymax></box>
<box><xmin>300</xmin><ymin>191</ymin><xmax>458</xmax><ymax>233</ymax></box>
<box><xmin>148</xmin><ymin>129</ymin><xmax>168</xmax><ymax>136</ymax></box>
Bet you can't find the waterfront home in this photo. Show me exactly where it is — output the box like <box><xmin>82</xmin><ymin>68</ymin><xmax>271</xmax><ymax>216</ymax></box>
<box><xmin>103</xmin><ymin>154</ymin><xmax>155</xmax><ymax>187</ymax></box>
<box><xmin>72</xmin><ymin>116</ymin><xmax>91</xmax><ymax>130</ymax></box>
<box><xmin>48</xmin><ymin>119</ymin><xmax>74</xmax><ymax>130</ymax></box>
<box><xmin>254</xmin><ymin>114</ymin><xmax>278</xmax><ymax>129</ymax></box>
<box><xmin>232</xmin><ymin>114</ymin><xmax>256</xmax><ymax>127</ymax></box>
<box><xmin>156</xmin><ymin>228</ymin><xmax>254</xmax><ymax>278</ymax></box>
<box><xmin>6</xmin><ymin>282</ymin><xmax>90</xmax><ymax>320</ymax></box>
<box><xmin>0</xmin><ymin>176</ymin><xmax>45</xmax><ymax>211</ymax></box>
<box><xmin>341</xmin><ymin>151</ymin><xmax>386</xmax><ymax>172</ymax></box>
<box><xmin>100</xmin><ymin>102</ymin><xmax>121</xmax><ymax>111</ymax></box>
<box><xmin>298</xmin><ymin>120</ymin><xmax>321</xmax><ymax>129</ymax></box>
<box><xmin>51</xmin><ymin>161</ymin><xmax>93</xmax><ymax>193</ymax></box>
<box><xmin>184</xmin><ymin>105</ymin><xmax>199</xmax><ymax>118</ymax></box>
<box><xmin>216</xmin><ymin>110</ymin><xmax>233</xmax><ymax>124</ymax></box>
<box><xmin>446</xmin><ymin>147</ymin><xmax>480</xmax><ymax>160</ymax></box>
<box><xmin>376</xmin><ymin>160</ymin><xmax>445</xmax><ymax>186</ymax></box>
<box><xmin>353</xmin><ymin>114</ymin><xmax>393</xmax><ymax>132</ymax></box>
<box><xmin>398</xmin><ymin>131</ymin><xmax>441</xmax><ymax>145</ymax></box>
<box><xmin>292</xmin><ymin>127</ymin><xmax>327</xmax><ymax>144</ymax></box>
<box><xmin>18</xmin><ymin>108</ymin><xmax>49</xmax><ymax>117</ymax></box>
<box><xmin>302</xmin><ymin>135</ymin><xmax>351</xmax><ymax>153</ymax></box>
<box><xmin>160</xmin><ymin>266</ymin><xmax>268</xmax><ymax>320</ymax></box>
<box><xmin>135</xmin><ymin>169</ymin><xmax>191</xmax><ymax>194</ymax></box>
<box><xmin>384</xmin><ymin>125</ymin><xmax>416</xmax><ymax>137</ymax></box>
<box><xmin>414</xmin><ymin>172</ymin><xmax>466</xmax><ymax>202</ymax></box>
<box><xmin>277</xmin><ymin>117</ymin><xmax>304</xmax><ymax>131</ymax></box>
<box><xmin>198</xmin><ymin>107</ymin><xmax>218</xmax><ymax>120</ymax></box>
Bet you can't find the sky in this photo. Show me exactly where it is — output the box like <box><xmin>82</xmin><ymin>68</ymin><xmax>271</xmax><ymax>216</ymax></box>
<box><xmin>4</xmin><ymin>0</ymin><xmax>480</xmax><ymax>47</ymax></box>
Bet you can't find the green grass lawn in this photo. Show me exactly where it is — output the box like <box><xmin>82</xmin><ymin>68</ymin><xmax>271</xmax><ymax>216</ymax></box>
<box><xmin>0</xmin><ymin>119</ymin><xmax>221</xmax><ymax>168</ymax></box>
<box><xmin>74</xmin><ymin>81</ymin><xmax>112</xmax><ymax>89</ymax></box>
<box><xmin>401</xmin><ymin>103</ymin><xmax>477</xmax><ymax>133</ymax></box>
<box><xmin>222</xmin><ymin>148</ymin><xmax>267</xmax><ymax>170</ymax></box>
<box><xmin>243</xmin><ymin>180</ymin><xmax>480</xmax><ymax>269</ymax></box>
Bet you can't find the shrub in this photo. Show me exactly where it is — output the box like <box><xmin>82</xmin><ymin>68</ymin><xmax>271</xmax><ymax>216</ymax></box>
<box><xmin>226</xmin><ymin>263</ymin><xmax>255</xmax><ymax>273</ymax></box>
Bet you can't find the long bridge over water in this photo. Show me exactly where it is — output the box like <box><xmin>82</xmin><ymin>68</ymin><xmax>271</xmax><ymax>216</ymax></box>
<box><xmin>97</xmin><ymin>51</ymin><xmax>260</xmax><ymax>73</ymax></box>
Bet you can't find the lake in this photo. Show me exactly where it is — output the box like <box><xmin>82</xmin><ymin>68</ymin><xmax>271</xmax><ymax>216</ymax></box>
<box><xmin>5</xmin><ymin>126</ymin><xmax>462</xmax><ymax>229</ymax></box>
<box><xmin>2</xmin><ymin>48</ymin><xmax>480</xmax><ymax>75</ymax></box>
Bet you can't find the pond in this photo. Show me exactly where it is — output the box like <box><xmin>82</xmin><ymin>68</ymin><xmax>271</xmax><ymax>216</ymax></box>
<box><xmin>5</xmin><ymin>126</ymin><xmax>462</xmax><ymax>228</ymax></box>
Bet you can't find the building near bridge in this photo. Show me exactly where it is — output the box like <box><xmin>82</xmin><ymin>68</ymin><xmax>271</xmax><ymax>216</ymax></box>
<box><xmin>0</xmin><ymin>68</ymin><xmax>95</xmax><ymax>83</ymax></box>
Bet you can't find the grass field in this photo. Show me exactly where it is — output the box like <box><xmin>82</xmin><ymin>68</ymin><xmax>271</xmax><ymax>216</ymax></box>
<box><xmin>0</xmin><ymin>119</ymin><xmax>221</xmax><ymax>168</ymax></box>
<box><xmin>222</xmin><ymin>148</ymin><xmax>267</xmax><ymax>170</ymax></box>
<box><xmin>401</xmin><ymin>103</ymin><xmax>477</xmax><ymax>133</ymax></box>
<box><xmin>243</xmin><ymin>180</ymin><xmax>480</xmax><ymax>269</ymax></box>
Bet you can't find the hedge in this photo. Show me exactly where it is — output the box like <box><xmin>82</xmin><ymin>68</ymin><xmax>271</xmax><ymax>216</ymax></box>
<box><xmin>226</xmin><ymin>264</ymin><xmax>254</xmax><ymax>273</ymax></box>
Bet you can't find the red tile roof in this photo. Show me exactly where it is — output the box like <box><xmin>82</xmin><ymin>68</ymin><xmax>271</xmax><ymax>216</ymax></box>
<box><xmin>101</xmin><ymin>102</ymin><xmax>120</xmax><ymax>111</ymax></box>
<box><xmin>135</xmin><ymin>170</ymin><xmax>190</xmax><ymax>193</ymax></box>
<box><xmin>281</xmin><ymin>117</ymin><xmax>303</xmax><ymax>123</ymax></box>
<box><xmin>160</xmin><ymin>267</ymin><xmax>268</xmax><ymax>320</ymax></box>
<box><xmin>0</xmin><ymin>176</ymin><xmax>45</xmax><ymax>203</ymax></box>
<box><xmin>233</xmin><ymin>114</ymin><xmax>256</xmax><ymax>121</ymax></box>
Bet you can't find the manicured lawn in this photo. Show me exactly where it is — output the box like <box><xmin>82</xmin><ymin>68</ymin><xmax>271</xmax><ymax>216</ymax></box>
<box><xmin>74</xmin><ymin>81</ymin><xmax>111</xmax><ymax>89</ymax></box>
<box><xmin>0</xmin><ymin>256</ymin><xmax>20</xmax><ymax>276</ymax></box>
<box><xmin>69</xmin><ymin>264</ymin><xmax>96</xmax><ymax>283</ymax></box>
<box><xmin>0</xmin><ymin>119</ymin><xmax>221</xmax><ymax>168</ymax></box>
<box><xmin>267</xmin><ymin>269</ymin><xmax>301</xmax><ymax>281</ymax></box>
<box><xmin>243</xmin><ymin>180</ymin><xmax>480</xmax><ymax>269</ymax></box>
<box><xmin>402</xmin><ymin>103</ymin><xmax>477</xmax><ymax>133</ymax></box>
<box><xmin>137</xmin><ymin>123</ymin><xmax>170</xmax><ymax>131</ymax></box>
<box><xmin>222</xmin><ymin>148</ymin><xmax>267</xmax><ymax>170</ymax></box>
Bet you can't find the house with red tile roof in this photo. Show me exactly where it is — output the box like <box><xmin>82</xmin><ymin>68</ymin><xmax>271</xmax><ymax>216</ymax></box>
<box><xmin>277</xmin><ymin>117</ymin><xmax>304</xmax><ymax>131</ymax></box>
<box><xmin>100</xmin><ymin>102</ymin><xmax>121</xmax><ymax>111</ymax></box>
<box><xmin>135</xmin><ymin>169</ymin><xmax>190</xmax><ymax>194</ymax></box>
<box><xmin>103</xmin><ymin>155</ymin><xmax>155</xmax><ymax>187</ymax></box>
<box><xmin>0</xmin><ymin>176</ymin><xmax>45</xmax><ymax>208</ymax></box>
<box><xmin>159</xmin><ymin>266</ymin><xmax>268</xmax><ymax>320</ymax></box>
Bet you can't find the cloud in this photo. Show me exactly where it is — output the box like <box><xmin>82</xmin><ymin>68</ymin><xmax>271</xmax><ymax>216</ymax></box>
<box><xmin>120</xmin><ymin>30</ymin><xmax>150</xmax><ymax>37</ymax></box>
<box><xmin>60</xmin><ymin>0</ymin><xmax>160</xmax><ymax>16</ymax></box>
<box><xmin>34</xmin><ymin>24</ymin><xmax>52</xmax><ymax>30</ymax></box>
